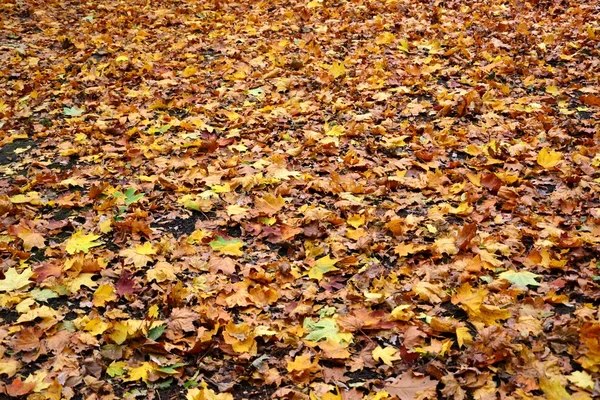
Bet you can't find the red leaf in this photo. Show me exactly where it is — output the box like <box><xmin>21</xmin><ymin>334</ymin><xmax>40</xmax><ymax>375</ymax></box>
<box><xmin>116</xmin><ymin>269</ymin><xmax>138</xmax><ymax>297</ymax></box>
<box><xmin>6</xmin><ymin>377</ymin><xmax>35</xmax><ymax>397</ymax></box>
<box><xmin>580</xmin><ymin>94</ymin><xmax>600</xmax><ymax>107</ymax></box>
<box><xmin>456</xmin><ymin>223</ymin><xmax>477</xmax><ymax>250</ymax></box>
<box><xmin>481</xmin><ymin>173</ymin><xmax>503</xmax><ymax>192</ymax></box>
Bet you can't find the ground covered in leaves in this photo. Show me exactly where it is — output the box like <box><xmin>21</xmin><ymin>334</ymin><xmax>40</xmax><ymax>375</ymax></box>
<box><xmin>1</xmin><ymin>0</ymin><xmax>600</xmax><ymax>398</ymax></box>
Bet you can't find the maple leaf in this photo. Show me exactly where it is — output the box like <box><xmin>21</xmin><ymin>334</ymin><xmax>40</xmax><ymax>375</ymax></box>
<box><xmin>383</xmin><ymin>374</ymin><xmax>438</xmax><ymax>400</ymax></box>
<box><xmin>325</xmin><ymin>123</ymin><xmax>346</xmax><ymax>137</ymax></box>
<box><xmin>347</xmin><ymin>214</ymin><xmax>365</xmax><ymax>228</ymax></box>
<box><xmin>63</xmin><ymin>106</ymin><xmax>84</xmax><ymax>116</ymax></box>
<box><xmin>116</xmin><ymin>269</ymin><xmax>137</xmax><ymax>297</ymax></box>
<box><xmin>0</xmin><ymin>358</ymin><xmax>20</xmax><ymax>377</ymax></box>
<box><xmin>119</xmin><ymin>242</ymin><xmax>156</xmax><ymax>268</ymax></box>
<box><xmin>168</xmin><ymin>308</ymin><xmax>199</xmax><ymax>333</ymax></box>
<box><xmin>209</xmin><ymin>236</ymin><xmax>244</xmax><ymax>257</ymax></box>
<box><xmin>329</xmin><ymin>61</ymin><xmax>346</xmax><ymax>78</ymax></box>
<box><xmin>92</xmin><ymin>283</ymin><xmax>117</xmax><ymax>307</ymax></box>
<box><xmin>375</xmin><ymin>32</ymin><xmax>395</xmax><ymax>45</ymax></box>
<box><xmin>372</xmin><ymin>345</ymin><xmax>401</xmax><ymax>366</ymax></box>
<box><xmin>124</xmin><ymin>362</ymin><xmax>154</xmax><ymax>383</ymax></box>
<box><xmin>65</xmin><ymin>231</ymin><xmax>103</xmax><ymax>254</ymax></box>
<box><xmin>498</xmin><ymin>270</ymin><xmax>541</xmax><ymax>288</ymax></box>
<box><xmin>107</xmin><ymin>361</ymin><xmax>127</xmax><ymax>377</ymax></box>
<box><xmin>186</xmin><ymin>383</ymin><xmax>234</xmax><ymax>400</ymax></box>
<box><xmin>308</xmin><ymin>255</ymin><xmax>340</xmax><ymax>280</ymax></box>
<box><xmin>113</xmin><ymin>187</ymin><xmax>144</xmax><ymax>205</ymax></box>
<box><xmin>8</xmin><ymin>222</ymin><xmax>45</xmax><ymax>251</ymax></box>
<box><xmin>537</xmin><ymin>147</ymin><xmax>562</xmax><ymax>169</ymax></box>
<box><xmin>451</xmin><ymin>283</ymin><xmax>511</xmax><ymax>325</ymax></box>
<box><xmin>226</xmin><ymin>204</ymin><xmax>248</xmax><ymax>217</ymax></box>
<box><xmin>69</xmin><ymin>273</ymin><xmax>98</xmax><ymax>293</ymax></box>
<box><xmin>223</xmin><ymin>322</ymin><xmax>257</xmax><ymax>354</ymax></box>
<box><xmin>303</xmin><ymin>317</ymin><xmax>353</xmax><ymax>344</ymax></box>
<box><xmin>147</xmin><ymin>261</ymin><xmax>177</xmax><ymax>283</ymax></box>
<box><xmin>5</xmin><ymin>377</ymin><xmax>36</xmax><ymax>397</ymax></box>
<box><xmin>0</xmin><ymin>267</ymin><xmax>34</xmax><ymax>292</ymax></box>
<box><xmin>568</xmin><ymin>371</ymin><xmax>594</xmax><ymax>390</ymax></box>
<box><xmin>254</xmin><ymin>193</ymin><xmax>285</xmax><ymax>216</ymax></box>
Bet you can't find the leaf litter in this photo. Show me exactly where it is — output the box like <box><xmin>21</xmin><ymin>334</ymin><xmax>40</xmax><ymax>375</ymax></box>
<box><xmin>1</xmin><ymin>0</ymin><xmax>600</xmax><ymax>399</ymax></box>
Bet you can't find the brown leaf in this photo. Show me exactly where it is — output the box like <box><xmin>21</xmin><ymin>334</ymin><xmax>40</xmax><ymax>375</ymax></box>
<box><xmin>168</xmin><ymin>308</ymin><xmax>199</xmax><ymax>333</ymax></box>
<box><xmin>254</xmin><ymin>193</ymin><xmax>285</xmax><ymax>216</ymax></box>
<box><xmin>456</xmin><ymin>223</ymin><xmax>477</xmax><ymax>250</ymax></box>
<box><xmin>579</xmin><ymin>94</ymin><xmax>600</xmax><ymax>107</ymax></box>
<box><xmin>383</xmin><ymin>373</ymin><xmax>438</xmax><ymax>400</ymax></box>
<box><xmin>481</xmin><ymin>173</ymin><xmax>502</xmax><ymax>192</ymax></box>
<box><xmin>208</xmin><ymin>256</ymin><xmax>236</xmax><ymax>275</ymax></box>
<box><xmin>5</xmin><ymin>377</ymin><xmax>36</xmax><ymax>397</ymax></box>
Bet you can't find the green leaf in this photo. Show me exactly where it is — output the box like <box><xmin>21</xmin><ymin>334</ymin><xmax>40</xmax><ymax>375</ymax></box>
<box><xmin>184</xmin><ymin>379</ymin><xmax>199</xmax><ymax>389</ymax></box>
<box><xmin>303</xmin><ymin>317</ymin><xmax>353</xmax><ymax>344</ymax></box>
<box><xmin>65</xmin><ymin>230</ymin><xmax>103</xmax><ymax>254</ymax></box>
<box><xmin>147</xmin><ymin>324</ymin><xmax>166</xmax><ymax>341</ymax></box>
<box><xmin>209</xmin><ymin>236</ymin><xmax>244</xmax><ymax>256</ymax></box>
<box><xmin>153</xmin><ymin>378</ymin><xmax>173</xmax><ymax>389</ymax></box>
<box><xmin>63</xmin><ymin>106</ymin><xmax>85</xmax><ymax>117</ymax></box>
<box><xmin>157</xmin><ymin>363</ymin><xmax>185</xmax><ymax>374</ymax></box>
<box><xmin>107</xmin><ymin>361</ymin><xmax>127</xmax><ymax>377</ymax></box>
<box><xmin>124</xmin><ymin>188</ymin><xmax>144</xmax><ymax>205</ymax></box>
<box><xmin>31</xmin><ymin>289</ymin><xmax>59</xmax><ymax>302</ymax></box>
<box><xmin>498</xmin><ymin>270</ymin><xmax>541</xmax><ymax>288</ymax></box>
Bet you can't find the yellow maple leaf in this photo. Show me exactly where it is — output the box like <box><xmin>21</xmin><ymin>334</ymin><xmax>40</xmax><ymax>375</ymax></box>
<box><xmin>84</xmin><ymin>318</ymin><xmax>110</xmax><ymax>336</ymax></box>
<box><xmin>69</xmin><ymin>273</ymin><xmax>98</xmax><ymax>293</ymax></box>
<box><xmin>347</xmin><ymin>214</ymin><xmax>365</xmax><ymax>228</ymax></box>
<box><xmin>287</xmin><ymin>354</ymin><xmax>320</xmax><ymax>373</ymax></box>
<box><xmin>147</xmin><ymin>262</ymin><xmax>177</xmax><ymax>283</ymax></box>
<box><xmin>372</xmin><ymin>345</ymin><xmax>401</xmax><ymax>366</ymax></box>
<box><xmin>186</xmin><ymin>383</ymin><xmax>233</xmax><ymax>400</ymax></box>
<box><xmin>308</xmin><ymin>255</ymin><xmax>340</xmax><ymax>280</ymax></box>
<box><xmin>456</xmin><ymin>327</ymin><xmax>473</xmax><ymax>348</ymax></box>
<box><xmin>537</xmin><ymin>147</ymin><xmax>562</xmax><ymax>169</ymax></box>
<box><xmin>255</xmin><ymin>193</ymin><xmax>285</xmax><ymax>216</ymax></box>
<box><xmin>568</xmin><ymin>371</ymin><xmax>594</xmax><ymax>390</ymax></box>
<box><xmin>375</xmin><ymin>32</ymin><xmax>395</xmax><ymax>45</ymax></box>
<box><xmin>329</xmin><ymin>61</ymin><xmax>346</xmax><ymax>78</ymax></box>
<box><xmin>222</xmin><ymin>322</ymin><xmax>257</xmax><ymax>355</ymax></box>
<box><xmin>325</xmin><ymin>124</ymin><xmax>346</xmax><ymax>137</ymax></box>
<box><xmin>65</xmin><ymin>231</ymin><xmax>103</xmax><ymax>254</ymax></box>
<box><xmin>226</xmin><ymin>204</ymin><xmax>248</xmax><ymax>217</ymax></box>
<box><xmin>182</xmin><ymin>65</ymin><xmax>198</xmax><ymax>77</ymax></box>
<box><xmin>119</xmin><ymin>242</ymin><xmax>156</xmax><ymax>268</ymax></box>
<box><xmin>15</xmin><ymin>227</ymin><xmax>45</xmax><ymax>251</ymax></box>
<box><xmin>0</xmin><ymin>358</ymin><xmax>20</xmax><ymax>377</ymax></box>
<box><xmin>124</xmin><ymin>362</ymin><xmax>154</xmax><ymax>383</ymax></box>
<box><xmin>452</xmin><ymin>283</ymin><xmax>510</xmax><ymax>325</ymax></box>
<box><xmin>0</xmin><ymin>267</ymin><xmax>33</xmax><ymax>292</ymax></box>
<box><xmin>93</xmin><ymin>284</ymin><xmax>117</xmax><ymax>307</ymax></box>
<box><xmin>23</xmin><ymin>370</ymin><xmax>50</xmax><ymax>393</ymax></box>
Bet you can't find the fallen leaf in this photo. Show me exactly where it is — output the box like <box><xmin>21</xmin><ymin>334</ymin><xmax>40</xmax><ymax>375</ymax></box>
<box><xmin>537</xmin><ymin>147</ymin><xmax>562</xmax><ymax>169</ymax></box>
<box><xmin>372</xmin><ymin>346</ymin><xmax>401</xmax><ymax>366</ymax></box>
<box><xmin>0</xmin><ymin>267</ymin><xmax>34</xmax><ymax>292</ymax></box>
<box><xmin>65</xmin><ymin>231</ymin><xmax>103</xmax><ymax>254</ymax></box>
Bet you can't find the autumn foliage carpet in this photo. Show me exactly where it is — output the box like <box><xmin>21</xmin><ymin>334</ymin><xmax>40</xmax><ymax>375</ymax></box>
<box><xmin>1</xmin><ymin>0</ymin><xmax>600</xmax><ymax>398</ymax></box>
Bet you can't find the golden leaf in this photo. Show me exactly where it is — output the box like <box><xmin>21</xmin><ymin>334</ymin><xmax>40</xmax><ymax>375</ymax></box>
<box><xmin>372</xmin><ymin>345</ymin><xmax>401</xmax><ymax>366</ymax></box>
<box><xmin>537</xmin><ymin>147</ymin><xmax>562</xmax><ymax>169</ymax></box>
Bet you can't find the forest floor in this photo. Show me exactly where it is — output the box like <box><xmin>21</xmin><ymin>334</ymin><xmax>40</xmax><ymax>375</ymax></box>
<box><xmin>1</xmin><ymin>0</ymin><xmax>600</xmax><ymax>399</ymax></box>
